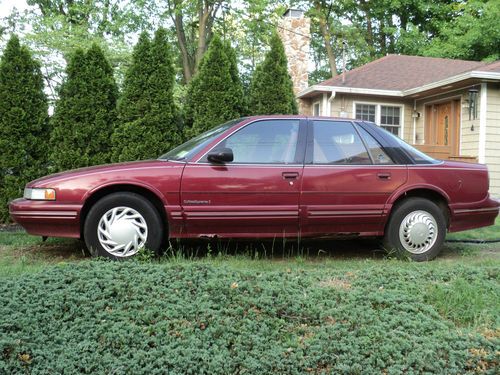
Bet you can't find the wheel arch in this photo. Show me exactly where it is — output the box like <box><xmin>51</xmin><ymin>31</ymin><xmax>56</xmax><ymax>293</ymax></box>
<box><xmin>79</xmin><ymin>183</ymin><xmax>168</xmax><ymax>239</ymax></box>
<box><xmin>387</xmin><ymin>187</ymin><xmax>451</xmax><ymax>228</ymax></box>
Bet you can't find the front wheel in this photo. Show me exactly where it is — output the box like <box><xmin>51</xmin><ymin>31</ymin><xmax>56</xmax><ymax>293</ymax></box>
<box><xmin>383</xmin><ymin>198</ymin><xmax>446</xmax><ymax>261</ymax></box>
<box><xmin>84</xmin><ymin>192</ymin><xmax>164</xmax><ymax>260</ymax></box>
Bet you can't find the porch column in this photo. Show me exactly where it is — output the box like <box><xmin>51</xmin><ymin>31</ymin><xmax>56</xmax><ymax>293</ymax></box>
<box><xmin>478</xmin><ymin>83</ymin><xmax>487</xmax><ymax>164</ymax></box>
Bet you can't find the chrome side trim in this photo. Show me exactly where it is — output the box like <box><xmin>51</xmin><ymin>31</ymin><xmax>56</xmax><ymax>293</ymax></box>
<box><xmin>10</xmin><ymin>210</ymin><xmax>77</xmax><ymax>217</ymax></box>
<box><xmin>308</xmin><ymin>210</ymin><xmax>383</xmax><ymax>217</ymax></box>
<box><xmin>454</xmin><ymin>207</ymin><xmax>499</xmax><ymax>214</ymax></box>
<box><xmin>185</xmin><ymin>211</ymin><xmax>298</xmax><ymax>218</ymax></box>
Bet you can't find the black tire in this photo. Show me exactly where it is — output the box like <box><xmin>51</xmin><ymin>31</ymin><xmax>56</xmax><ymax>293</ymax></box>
<box><xmin>383</xmin><ymin>197</ymin><xmax>446</xmax><ymax>261</ymax></box>
<box><xmin>83</xmin><ymin>192</ymin><xmax>164</xmax><ymax>260</ymax></box>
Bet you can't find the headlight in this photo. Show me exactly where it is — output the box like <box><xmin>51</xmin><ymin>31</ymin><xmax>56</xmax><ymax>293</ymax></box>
<box><xmin>23</xmin><ymin>188</ymin><xmax>56</xmax><ymax>201</ymax></box>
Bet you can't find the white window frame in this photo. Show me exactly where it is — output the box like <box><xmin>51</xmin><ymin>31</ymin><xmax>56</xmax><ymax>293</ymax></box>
<box><xmin>353</xmin><ymin>101</ymin><xmax>405</xmax><ymax>139</ymax></box>
<box><xmin>312</xmin><ymin>100</ymin><xmax>321</xmax><ymax>116</ymax></box>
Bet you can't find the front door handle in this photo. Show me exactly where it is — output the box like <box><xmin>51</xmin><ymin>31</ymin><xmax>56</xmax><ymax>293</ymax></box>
<box><xmin>377</xmin><ymin>172</ymin><xmax>391</xmax><ymax>180</ymax></box>
<box><xmin>282</xmin><ymin>172</ymin><xmax>299</xmax><ymax>180</ymax></box>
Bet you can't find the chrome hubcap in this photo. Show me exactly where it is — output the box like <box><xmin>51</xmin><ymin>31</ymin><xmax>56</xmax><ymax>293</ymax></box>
<box><xmin>399</xmin><ymin>210</ymin><xmax>438</xmax><ymax>254</ymax></box>
<box><xmin>97</xmin><ymin>207</ymin><xmax>148</xmax><ymax>257</ymax></box>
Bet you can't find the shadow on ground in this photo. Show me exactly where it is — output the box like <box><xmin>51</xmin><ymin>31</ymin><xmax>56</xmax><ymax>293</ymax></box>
<box><xmin>5</xmin><ymin>229</ymin><xmax>495</xmax><ymax>262</ymax></box>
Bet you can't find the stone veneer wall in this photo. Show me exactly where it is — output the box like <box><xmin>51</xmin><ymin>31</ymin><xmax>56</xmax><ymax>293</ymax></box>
<box><xmin>277</xmin><ymin>14</ymin><xmax>310</xmax><ymax>113</ymax></box>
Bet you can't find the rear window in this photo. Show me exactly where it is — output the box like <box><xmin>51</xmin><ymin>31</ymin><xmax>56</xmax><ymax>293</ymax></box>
<box><xmin>361</xmin><ymin>121</ymin><xmax>438</xmax><ymax>164</ymax></box>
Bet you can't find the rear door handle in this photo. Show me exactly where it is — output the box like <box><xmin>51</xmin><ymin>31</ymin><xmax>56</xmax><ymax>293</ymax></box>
<box><xmin>377</xmin><ymin>172</ymin><xmax>391</xmax><ymax>180</ymax></box>
<box><xmin>282</xmin><ymin>172</ymin><xmax>299</xmax><ymax>180</ymax></box>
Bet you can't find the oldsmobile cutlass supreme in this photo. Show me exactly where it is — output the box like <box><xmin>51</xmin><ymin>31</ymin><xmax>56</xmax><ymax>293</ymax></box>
<box><xmin>10</xmin><ymin>116</ymin><xmax>499</xmax><ymax>261</ymax></box>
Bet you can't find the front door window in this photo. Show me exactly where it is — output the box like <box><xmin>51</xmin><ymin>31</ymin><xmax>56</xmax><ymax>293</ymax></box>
<box><xmin>204</xmin><ymin>119</ymin><xmax>300</xmax><ymax>164</ymax></box>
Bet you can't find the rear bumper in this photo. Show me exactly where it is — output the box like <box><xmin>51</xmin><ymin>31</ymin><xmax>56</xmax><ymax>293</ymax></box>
<box><xmin>9</xmin><ymin>198</ymin><xmax>82</xmax><ymax>238</ymax></box>
<box><xmin>449</xmin><ymin>195</ymin><xmax>499</xmax><ymax>232</ymax></box>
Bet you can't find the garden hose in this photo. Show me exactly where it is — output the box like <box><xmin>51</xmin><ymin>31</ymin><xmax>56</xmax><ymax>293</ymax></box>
<box><xmin>445</xmin><ymin>239</ymin><xmax>500</xmax><ymax>243</ymax></box>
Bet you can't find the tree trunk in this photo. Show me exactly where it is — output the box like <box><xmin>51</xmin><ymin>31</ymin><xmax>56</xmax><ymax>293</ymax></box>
<box><xmin>195</xmin><ymin>5</ymin><xmax>210</xmax><ymax>73</ymax></box>
<box><xmin>173</xmin><ymin>12</ymin><xmax>193</xmax><ymax>83</ymax></box>
<box><xmin>379</xmin><ymin>19</ymin><xmax>387</xmax><ymax>55</ymax></box>
<box><xmin>169</xmin><ymin>1</ymin><xmax>220</xmax><ymax>83</ymax></box>
<box><xmin>359</xmin><ymin>0</ymin><xmax>374</xmax><ymax>58</ymax></box>
<box><xmin>315</xmin><ymin>1</ymin><xmax>337</xmax><ymax>76</ymax></box>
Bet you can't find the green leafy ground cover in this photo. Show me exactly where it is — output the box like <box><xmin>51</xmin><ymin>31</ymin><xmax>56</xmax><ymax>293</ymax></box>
<box><xmin>0</xmin><ymin>227</ymin><xmax>498</xmax><ymax>374</ymax></box>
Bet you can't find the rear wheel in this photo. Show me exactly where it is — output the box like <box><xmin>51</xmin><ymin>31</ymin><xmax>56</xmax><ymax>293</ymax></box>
<box><xmin>383</xmin><ymin>197</ymin><xmax>446</xmax><ymax>261</ymax></box>
<box><xmin>84</xmin><ymin>192</ymin><xmax>163</xmax><ymax>260</ymax></box>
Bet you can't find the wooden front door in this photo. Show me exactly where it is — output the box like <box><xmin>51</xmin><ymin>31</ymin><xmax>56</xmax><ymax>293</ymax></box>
<box><xmin>419</xmin><ymin>100</ymin><xmax>460</xmax><ymax>160</ymax></box>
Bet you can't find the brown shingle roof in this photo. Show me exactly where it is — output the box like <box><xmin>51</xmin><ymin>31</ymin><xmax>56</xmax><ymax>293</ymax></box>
<box><xmin>319</xmin><ymin>54</ymin><xmax>490</xmax><ymax>91</ymax></box>
<box><xmin>477</xmin><ymin>60</ymin><xmax>500</xmax><ymax>73</ymax></box>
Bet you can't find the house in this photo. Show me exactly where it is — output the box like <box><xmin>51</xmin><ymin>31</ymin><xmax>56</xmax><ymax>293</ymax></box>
<box><xmin>278</xmin><ymin>10</ymin><xmax>500</xmax><ymax>196</ymax></box>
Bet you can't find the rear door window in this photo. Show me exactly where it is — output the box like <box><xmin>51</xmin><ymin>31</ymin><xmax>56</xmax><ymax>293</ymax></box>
<box><xmin>311</xmin><ymin>121</ymin><xmax>371</xmax><ymax>165</ymax></box>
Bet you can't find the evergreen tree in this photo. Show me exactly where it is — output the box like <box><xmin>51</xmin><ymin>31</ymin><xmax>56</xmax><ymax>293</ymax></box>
<box><xmin>184</xmin><ymin>35</ymin><xmax>245</xmax><ymax>138</ymax></box>
<box><xmin>112</xmin><ymin>29</ymin><xmax>181</xmax><ymax>161</ymax></box>
<box><xmin>223</xmin><ymin>40</ymin><xmax>247</xmax><ymax>116</ymax></box>
<box><xmin>248</xmin><ymin>32</ymin><xmax>298</xmax><ymax>115</ymax></box>
<box><xmin>50</xmin><ymin>44</ymin><xmax>117</xmax><ymax>171</ymax></box>
<box><xmin>0</xmin><ymin>35</ymin><xmax>48</xmax><ymax>221</ymax></box>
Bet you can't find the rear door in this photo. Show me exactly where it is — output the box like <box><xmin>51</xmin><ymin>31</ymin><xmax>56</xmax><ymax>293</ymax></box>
<box><xmin>180</xmin><ymin>118</ymin><xmax>307</xmax><ymax>238</ymax></box>
<box><xmin>300</xmin><ymin>120</ymin><xmax>407</xmax><ymax>237</ymax></box>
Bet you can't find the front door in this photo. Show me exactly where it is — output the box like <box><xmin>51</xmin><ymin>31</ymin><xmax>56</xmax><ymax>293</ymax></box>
<box><xmin>419</xmin><ymin>100</ymin><xmax>460</xmax><ymax>160</ymax></box>
<box><xmin>180</xmin><ymin>119</ymin><xmax>306</xmax><ymax>238</ymax></box>
<box><xmin>300</xmin><ymin>120</ymin><xmax>407</xmax><ymax>237</ymax></box>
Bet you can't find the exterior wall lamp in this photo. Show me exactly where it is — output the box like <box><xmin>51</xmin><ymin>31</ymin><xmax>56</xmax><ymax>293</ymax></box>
<box><xmin>468</xmin><ymin>87</ymin><xmax>479</xmax><ymax>120</ymax></box>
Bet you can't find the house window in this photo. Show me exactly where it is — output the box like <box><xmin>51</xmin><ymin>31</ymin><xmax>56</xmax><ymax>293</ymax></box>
<box><xmin>355</xmin><ymin>104</ymin><xmax>376</xmax><ymax>122</ymax></box>
<box><xmin>313</xmin><ymin>101</ymin><xmax>321</xmax><ymax>116</ymax></box>
<box><xmin>354</xmin><ymin>103</ymin><xmax>404</xmax><ymax>138</ymax></box>
<box><xmin>380</xmin><ymin>106</ymin><xmax>401</xmax><ymax>136</ymax></box>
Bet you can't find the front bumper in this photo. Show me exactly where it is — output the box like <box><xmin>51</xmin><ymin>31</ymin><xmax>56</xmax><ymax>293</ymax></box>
<box><xmin>449</xmin><ymin>195</ymin><xmax>499</xmax><ymax>232</ymax></box>
<box><xmin>9</xmin><ymin>198</ymin><xmax>82</xmax><ymax>238</ymax></box>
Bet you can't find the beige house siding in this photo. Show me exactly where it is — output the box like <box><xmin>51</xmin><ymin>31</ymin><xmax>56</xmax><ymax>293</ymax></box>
<box><xmin>485</xmin><ymin>83</ymin><xmax>500</xmax><ymax>195</ymax></box>
<box><xmin>325</xmin><ymin>94</ymin><xmax>414</xmax><ymax>141</ymax></box>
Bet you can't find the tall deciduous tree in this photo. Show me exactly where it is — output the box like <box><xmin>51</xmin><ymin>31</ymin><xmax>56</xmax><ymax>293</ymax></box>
<box><xmin>248</xmin><ymin>32</ymin><xmax>297</xmax><ymax>115</ymax></box>
<box><xmin>310</xmin><ymin>0</ymin><xmax>338</xmax><ymax>76</ymax></box>
<box><xmin>184</xmin><ymin>35</ymin><xmax>245</xmax><ymax>137</ymax></box>
<box><xmin>166</xmin><ymin>0</ymin><xmax>224</xmax><ymax>83</ymax></box>
<box><xmin>50</xmin><ymin>44</ymin><xmax>117</xmax><ymax>171</ymax></box>
<box><xmin>112</xmin><ymin>28</ymin><xmax>181</xmax><ymax>162</ymax></box>
<box><xmin>0</xmin><ymin>35</ymin><xmax>49</xmax><ymax>221</ymax></box>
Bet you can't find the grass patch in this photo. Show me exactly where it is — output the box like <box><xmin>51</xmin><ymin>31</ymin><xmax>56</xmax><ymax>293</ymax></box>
<box><xmin>425</xmin><ymin>276</ymin><xmax>499</xmax><ymax>328</ymax></box>
<box><xmin>0</xmin><ymin>233</ymin><xmax>87</xmax><ymax>277</ymax></box>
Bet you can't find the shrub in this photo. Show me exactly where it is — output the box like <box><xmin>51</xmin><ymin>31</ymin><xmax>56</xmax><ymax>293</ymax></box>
<box><xmin>248</xmin><ymin>32</ymin><xmax>298</xmax><ymax>115</ymax></box>
<box><xmin>0</xmin><ymin>35</ymin><xmax>48</xmax><ymax>222</ymax></box>
<box><xmin>112</xmin><ymin>29</ymin><xmax>181</xmax><ymax>162</ymax></box>
<box><xmin>50</xmin><ymin>44</ymin><xmax>118</xmax><ymax>171</ymax></box>
<box><xmin>184</xmin><ymin>35</ymin><xmax>245</xmax><ymax>138</ymax></box>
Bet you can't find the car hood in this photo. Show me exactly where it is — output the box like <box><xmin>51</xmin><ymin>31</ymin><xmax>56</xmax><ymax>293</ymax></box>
<box><xmin>27</xmin><ymin>160</ymin><xmax>181</xmax><ymax>187</ymax></box>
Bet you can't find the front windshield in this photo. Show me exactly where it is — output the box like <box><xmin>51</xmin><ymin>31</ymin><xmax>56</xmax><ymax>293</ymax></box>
<box><xmin>159</xmin><ymin>118</ymin><xmax>245</xmax><ymax>161</ymax></box>
<box><xmin>378</xmin><ymin>126</ymin><xmax>437</xmax><ymax>164</ymax></box>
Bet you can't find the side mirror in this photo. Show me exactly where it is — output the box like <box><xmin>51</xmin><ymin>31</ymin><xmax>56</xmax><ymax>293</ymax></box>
<box><xmin>207</xmin><ymin>147</ymin><xmax>234</xmax><ymax>164</ymax></box>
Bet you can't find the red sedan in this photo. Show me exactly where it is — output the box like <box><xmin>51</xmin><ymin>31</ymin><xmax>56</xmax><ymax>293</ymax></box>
<box><xmin>9</xmin><ymin>116</ymin><xmax>499</xmax><ymax>261</ymax></box>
